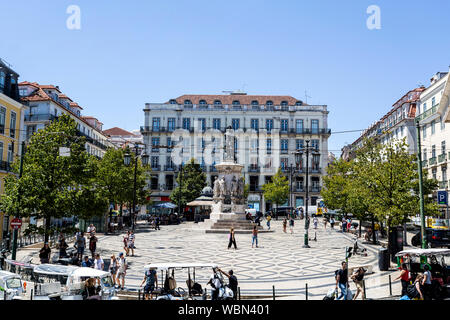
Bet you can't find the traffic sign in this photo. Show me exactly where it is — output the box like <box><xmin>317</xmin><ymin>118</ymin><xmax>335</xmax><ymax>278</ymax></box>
<box><xmin>10</xmin><ymin>218</ymin><xmax>22</xmax><ymax>229</ymax></box>
<box><xmin>438</xmin><ymin>191</ymin><xmax>448</xmax><ymax>205</ymax></box>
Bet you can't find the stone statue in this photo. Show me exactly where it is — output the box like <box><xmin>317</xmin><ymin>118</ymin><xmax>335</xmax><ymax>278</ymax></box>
<box><xmin>237</xmin><ymin>178</ymin><xmax>244</xmax><ymax>200</ymax></box>
<box><xmin>213</xmin><ymin>178</ymin><xmax>220</xmax><ymax>200</ymax></box>
<box><xmin>218</xmin><ymin>176</ymin><xmax>226</xmax><ymax>198</ymax></box>
<box><xmin>230</xmin><ymin>176</ymin><xmax>238</xmax><ymax>197</ymax></box>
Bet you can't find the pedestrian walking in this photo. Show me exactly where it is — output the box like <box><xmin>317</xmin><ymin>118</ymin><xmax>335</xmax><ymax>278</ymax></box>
<box><xmin>116</xmin><ymin>252</ymin><xmax>127</xmax><ymax>290</ymax></box>
<box><xmin>93</xmin><ymin>253</ymin><xmax>104</xmax><ymax>270</ymax></box>
<box><xmin>404</xmin><ymin>273</ymin><xmax>424</xmax><ymax>300</ymax></box>
<box><xmin>282</xmin><ymin>219</ymin><xmax>287</xmax><ymax>233</ymax></box>
<box><xmin>335</xmin><ymin>261</ymin><xmax>349</xmax><ymax>300</ymax></box>
<box><xmin>58</xmin><ymin>234</ymin><xmax>69</xmax><ymax>258</ymax></box>
<box><xmin>140</xmin><ymin>266</ymin><xmax>158</xmax><ymax>300</ymax></box>
<box><xmin>330</xmin><ymin>217</ymin><xmax>335</xmax><ymax>229</ymax></box>
<box><xmin>422</xmin><ymin>265</ymin><xmax>433</xmax><ymax>300</ymax></box>
<box><xmin>218</xmin><ymin>268</ymin><xmax>238</xmax><ymax>300</ymax></box>
<box><xmin>323</xmin><ymin>217</ymin><xmax>328</xmax><ymax>230</ymax></box>
<box><xmin>351</xmin><ymin>267</ymin><xmax>366</xmax><ymax>300</ymax></box>
<box><xmin>266</xmin><ymin>214</ymin><xmax>272</xmax><ymax>230</ymax></box>
<box><xmin>128</xmin><ymin>231</ymin><xmax>136</xmax><ymax>256</ymax></box>
<box><xmin>251</xmin><ymin>226</ymin><xmax>258</xmax><ymax>248</ymax></box>
<box><xmin>342</xmin><ymin>217</ymin><xmax>347</xmax><ymax>233</ymax></box>
<box><xmin>89</xmin><ymin>234</ymin><xmax>97</xmax><ymax>258</ymax></box>
<box><xmin>347</xmin><ymin>218</ymin><xmax>352</xmax><ymax>232</ymax></box>
<box><xmin>39</xmin><ymin>243</ymin><xmax>51</xmax><ymax>264</ymax></box>
<box><xmin>75</xmin><ymin>232</ymin><xmax>86</xmax><ymax>261</ymax></box>
<box><xmin>109</xmin><ymin>255</ymin><xmax>118</xmax><ymax>284</ymax></box>
<box><xmin>228</xmin><ymin>227</ymin><xmax>237</xmax><ymax>250</ymax></box>
<box><xmin>289</xmin><ymin>217</ymin><xmax>295</xmax><ymax>234</ymax></box>
<box><xmin>123</xmin><ymin>231</ymin><xmax>130</xmax><ymax>256</ymax></box>
<box><xmin>394</xmin><ymin>263</ymin><xmax>410</xmax><ymax>297</ymax></box>
<box><xmin>155</xmin><ymin>216</ymin><xmax>161</xmax><ymax>230</ymax></box>
<box><xmin>313</xmin><ymin>216</ymin><xmax>318</xmax><ymax>229</ymax></box>
<box><xmin>207</xmin><ymin>267</ymin><xmax>224</xmax><ymax>300</ymax></box>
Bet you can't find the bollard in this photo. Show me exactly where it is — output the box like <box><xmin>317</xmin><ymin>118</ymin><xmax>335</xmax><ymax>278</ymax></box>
<box><xmin>363</xmin><ymin>280</ymin><xmax>366</xmax><ymax>300</ymax></box>
<box><xmin>138</xmin><ymin>289</ymin><xmax>141</xmax><ymax>300</ymax></box>
<box><xmin>272</xmin><ymin>285</ymin><xmax>275</xmax><ymax>300</ymax></box>
<box><xmin>305</xmin><ymin>283</ymin><xmax>308</xmax><ymax>300</ymax></box>
<box><xmin>30</xmin><ymin>289</ymin><xmax>33</xmax><ymax>300</ymax></box>
<box><xmin>389</xmin><ymin>275</ymin><xmax>392</xmax><ymax>296</ymax></box>
<box><xmin>238</xmin><ymin>287</ymin><xmax>241</xmax><ymax>300</ymax></box>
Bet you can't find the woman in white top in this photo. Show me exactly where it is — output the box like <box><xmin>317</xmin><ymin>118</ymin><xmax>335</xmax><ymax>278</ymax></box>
<box><xmin>93</xmin><ymin>253</ymin><xmax>104</xmax><ymax>270</ymax></box>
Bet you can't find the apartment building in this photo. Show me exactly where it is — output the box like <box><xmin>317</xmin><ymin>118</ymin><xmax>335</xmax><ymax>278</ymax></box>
<box><xmin>342</xmin><ymin>87</ymin><xmax>425</xmax><ymax>159</ymax></box>
<box><xmin>141</xmin><ymin>92</ymin><xmax>331</xmax><ymax>213</ymax></box>
<box><xmin>0</xmin><ymin>58</ymin><xmax>28</xmax><ymax>240</ymax></box>
<box><xmin>416</xmin><ymin>70</ymin><xmax>450</xmax><ymax>216</ymax></box>
<box><xmin>103</xmin><ymin>127</ymin><xmax>143</xmax><ymax>149</ymax></box>
<box><xmin>18</xmin><ymin>82</ymin><xmax>112</xmax><ymax>158</ymax></box>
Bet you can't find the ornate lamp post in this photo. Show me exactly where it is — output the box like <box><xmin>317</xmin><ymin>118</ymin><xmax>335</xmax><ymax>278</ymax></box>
<box><xmin>294</xmin><ymin>140</ymin><xmax>319</xmax><ymax>248</ymax></box>
<box><xmin>124</xmin><ymin>143</ymin><xmax>149</xmax><ymax>231</ymax></box>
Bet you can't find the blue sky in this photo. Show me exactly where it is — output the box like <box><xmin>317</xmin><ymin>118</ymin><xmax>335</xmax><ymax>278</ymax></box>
<box><xmin>1</xmin><ymin>0</ymin><xmax>449</xmax><ymax>154</ymax></box>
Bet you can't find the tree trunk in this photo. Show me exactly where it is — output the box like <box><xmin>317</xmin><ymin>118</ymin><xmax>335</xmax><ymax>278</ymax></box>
<box><xmin>371</xmin><ymin>215</ymin><xmax>376</xmax><ymax>245</ymax></box>
<box><xmin>44</xmin><ymin>216</ymin><xmax>51</xmax><ymax>243</ymax></box>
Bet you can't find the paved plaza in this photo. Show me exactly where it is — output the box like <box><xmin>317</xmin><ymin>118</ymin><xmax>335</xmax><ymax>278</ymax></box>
<box><xmin>16</xmin><ymin>218</ymin><xmax>407</xmax><ymax>299</ymax></box>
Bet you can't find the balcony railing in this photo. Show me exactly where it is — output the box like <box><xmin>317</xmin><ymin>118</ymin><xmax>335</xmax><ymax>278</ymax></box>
<box><xmin>309</xmin><ymin>186</ymin><xmax>321</xmax><ymax>192</ymax></box>
<box><xmin>249</xmin><ymin>185</ymin><xmax>262</xmax><ymax>192</ymax></box>
<box><xmin>429</xmin><ymin>157</ymin><xmax>437</xmax><ymax>166</ymax></box>
<box><xmin>209</xmin><ymin>166</ymin><xmax>217</xmax><ymax>172</ymax></box>
<box><xmin>248</xmin><ymin>165</ymin><xmax>260</xmax><ymax>173</ymax></box>
<box><xmin>422</xmin><ymin>160</ymin><xmax>428</xmax><ymax>167</ymax></box>
<box><xmin>164</xmin><ymin>165</ymin><xmax>175</xmax><ymax>171</ymax></box>
<box><xmin>415</xmin><ymin>104</ymin><xmax>438</xmax><ymax>122</ymax></box>
<box><xmin>24</xmin><ymin>113</ymin><xmax>58</xmax><ymax>122</ymax></box>
<box><xmin>151</xmin><ymin>165</ymin><xmax>161</xmax><ymax>171</ymax></box>
<box><xmin>439</xmin><ymin>181</ymin><xmax>448</xmax><ymax>189</ymax></box>
<box><xmin>438</xmin><ymin>153</ymin><xmax>447</xmax><ymax>163</ymax></box>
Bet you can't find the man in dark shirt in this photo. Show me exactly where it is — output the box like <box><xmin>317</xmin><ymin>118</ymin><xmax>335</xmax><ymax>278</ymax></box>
<box><xmin>39</xmin><ymin>243</ymin><xmax>51</xmax><ymax>264</ymax></box>
<box><xmin>218</xmin><ymin>268</ymin><xmax>238</xmax><ymax>300</ymax></box>
<box><xmin>335</xmin><ymin>261</ymin><xmax>349</xmax><ymax>300</ymax></box>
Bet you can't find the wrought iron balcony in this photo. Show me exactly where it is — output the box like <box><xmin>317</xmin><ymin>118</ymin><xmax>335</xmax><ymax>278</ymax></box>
<box><xmin>415</xmin><ymin>104</ymin><xmax>438</xmax><ymax>122</ymax></box>
<box><xmin>438</xmin><ymin>153</ymin><xmax>447</xmax><ymax>163</ymax></box>
<box><xmin>248</xmin><ymin>165</ymin><xmax>260</xmax><ymax>173</ymax></box>
<box><xmin>164</xmin><ymin>165</ymin><xmax>175</xmax><ymax>171</ymax></box>
<box><xmin>24</xmin><ymin>113</ymin><xmax>58</xmax><ymax>122</ymax></box>
<box><xmin>151</xmin><ymin>165</ymin><xmax>161</xmax><ymax>171</ymax></box>
<box><xmin>429</xmin><ymin>157</ymin><xmax>437</xmax><ymax>166</ymax></box>
<box><xmin>309</xmin><ymin>186</ymin><xmax>321</xmax><ymax>192</ymax></box>
<box><xmin>422</xmin><ymin>160</ymin><xmax>428</xmax><ymax>167</ymax></box>
<box><xmin>439</xmin><ymin>181</ymin><xmax>448</xmax><ymax>189</ymax></box>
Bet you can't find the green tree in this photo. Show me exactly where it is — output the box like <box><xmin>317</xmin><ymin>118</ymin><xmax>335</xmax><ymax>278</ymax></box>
<box><xmin>262</xmin><ymin>168</ymin><xmax>289</xmax><ymax>219</ymax></box>
<box><xmin>0</xmin><ymin>115</ymin><xmax>107</xmax><ymax>242</ymax></box>
<box><xmin>170</xmin><ymin>159</ymin><xmax>206</xmax><ymax>211</ymax></box>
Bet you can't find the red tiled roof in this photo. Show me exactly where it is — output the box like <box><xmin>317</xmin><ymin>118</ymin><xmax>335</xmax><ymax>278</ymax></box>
<box><xmin>171</xmin><ymin>94</ymin><xmax>305</xmax><ymax>106</ymax></box>
<box><xmin>103</xmin><ymin>127</ymin><xmax>137</xmax><ymax>137</ymax></box>
<box><xmin>40</xmin><ymin>85</ymin><xmax>61</xmax><ymax>92</ymax></box>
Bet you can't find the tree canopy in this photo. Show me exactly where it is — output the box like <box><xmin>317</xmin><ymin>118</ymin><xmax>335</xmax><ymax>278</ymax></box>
<box><xmin>262</xmin><ymin>168</ymin><xmax>289</xmax><ymax>212</ymax></box>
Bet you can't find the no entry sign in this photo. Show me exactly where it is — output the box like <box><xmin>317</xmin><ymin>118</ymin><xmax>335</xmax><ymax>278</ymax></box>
<box><xmin>10</xmin><ymin>218</ymin><xmax>22</xmax><ymax>229</ymax></box>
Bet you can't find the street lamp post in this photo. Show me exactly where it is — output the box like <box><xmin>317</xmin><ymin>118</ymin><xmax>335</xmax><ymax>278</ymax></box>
<box><xmin>177</xmin><ymin>163</ymin><xmax>183</xmax><ymax>217</ymax></box>
<box><xmin>11</xmin><ymin>141</ymin><xmax>26</xmax><ymax>261</ymax></box>
<box><xmin>124</xmin><ymin>143</ymin><xmax>149</xmax><ymax>231</ymax></box>
<box><xmin>415</xmin><ymin>121</ymin><xmax>427</xmax><ymax>249</ymax></box>
<box><xmin>295</xmin><ymin>140</ymin><xmax>319</xmax><ymax>248</ymax></box>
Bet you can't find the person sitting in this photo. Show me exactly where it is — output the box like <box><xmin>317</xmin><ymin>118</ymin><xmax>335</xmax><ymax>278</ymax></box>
<box><xmin>83</xmin><ymin>278</ymin><xmax>101</xmax><ymax>300</ymax></box>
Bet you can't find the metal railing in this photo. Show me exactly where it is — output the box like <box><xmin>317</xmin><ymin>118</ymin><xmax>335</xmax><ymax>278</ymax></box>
<box><xmin>438</xmin><ymin>153</ymin><xmax>447</xmax><ymax>163</ymax></box>
<box><xmin>429</xmin><ymin>157</ymin><xmax>437</xmax><ymax>166</ymax></box>
<box><xmin>415</xmin><ymin>104</ymin><xmax>438</xmax><ymax>122</ymax></box>
<box><xmin>248</xmin><ymin>166</ymin><xmax>260</xmax><ymax>173</ymax></box>
<box><xmin>422</xmin><ymin>159</ymin><xmax>428</xmax><ymax>167</ymax></box>
<box><xmin>24</xmin><ymin>113</ymin><xmax>58</xmax><ymax>122</ymax></box>
<box><xmin>439</xmin><ymin>181</ymin><xmax>448</xmax><ymax>189</ymax></box>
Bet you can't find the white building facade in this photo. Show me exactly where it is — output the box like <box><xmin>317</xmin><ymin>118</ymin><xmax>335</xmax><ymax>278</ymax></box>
<box><xmin>142</xmin><ymin>93</ymin><xmax>331</xmax><ymax>213</ymax></box>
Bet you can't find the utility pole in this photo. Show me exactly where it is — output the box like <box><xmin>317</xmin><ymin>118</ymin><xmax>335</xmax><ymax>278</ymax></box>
<box><xmin>415</xmin><ymin>121</ymin><xmax>427</xmax><ymax>249</ymax></box>
<box><xmin>178</xmin><ymin>163</ymin><xmax>183</xmax><ymax>217</ymax></box>
<box><xmin>11</xmin><ymin>141</ymin><xmax>25</xmax><ymax>261</ymax></box>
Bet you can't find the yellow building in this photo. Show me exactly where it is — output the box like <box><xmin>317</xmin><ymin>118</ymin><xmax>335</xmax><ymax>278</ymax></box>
<box><xmin>0</xmin><ymin>58</ymin><xmax>27</xmax><ymax>241</ymax></box>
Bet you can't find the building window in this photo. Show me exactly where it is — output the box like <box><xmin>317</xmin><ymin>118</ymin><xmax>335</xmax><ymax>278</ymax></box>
<box><xmin>184</xmin><ymin>100</ymin><xmax>192</xmax><ymax>106</ymax></box>
<box><xmin>9</xmin><ymin>111</ymin><xmax>16</xmax><ymax>138</ymax></box>
<box><xmin>422</xmin><ymin>125</ymin><xmax>426</xmax><ymax>139</ymax></box>
<box><xmin>167</xmin><ymin>137</ymin><xmax>172</xmax><ymax>152</ymax></box>
<box><xmin>232</xmin><ymin>119</ymin><xmax>240</xmax><ymax>130</ymax></box>
<box><xmin>0</xmin><ymin>141</ymin><xmax>3</xmax><ymax>161</ymax></box>
<box><xmin>152</xmin><ymin>117</ymin><xmax>161</xmax><ymax>131</ymax></box>
<box><xmin>214</xmin><ymin>100</ymin><xmax>222</xmax><ymax>107</ymax></box>
<box><xmin>311</xmin><ymin>119</ymin><xmax>319</xmax><ymax>134</ymax></box>
<box><xmin>152</xmin><ymin>137</ymin><xmax>160</xmax><ymax>152</ymax></box>
<box><xmin>167</xmin><ymin>118</ymin><xmax>176</xmax><ymax>131</ymax></box>
<box><xmin>432</xmin><ymin>97</ymin><xmax>436</xmax><ymax>107</ymax></box>
<box><xmin>251</xmin><ymin>119</ymin><xmax>259</xmax><ymax>131</ymax></box>
<box><xmin>296</xmin><ymin>139</ymin><xmax>304</xmax><ymax>150</ymax></box>
<box><xmin>151</xmin><ymin>175</ymin><xmax>159</xmax><ymax>190</ymax></box>
<box><xmin>169</xmin><ymin>99</ymin><xmax>177</xmax><ymax>104</ymax></box>
<box><xmin>198</xmin><ymin>118</ymin><xmax>206</xmax><ymax>132</ymax></box>
<box><xmin>281</xmin><ymin>139</ymin><xmax>288</xmax><ymax>153</ymax></box>
<box><xmin>0</xmin><ymin>72</ymin><xmax>5</xmax><ymax>92</ymax></box>
<box><xmin>232</xmin><ymin>100</ymin><xmax>240</xmax><ymax>107</ymax></box>
<box><xmin>442</xmin><ymin>141</ymin><xmax>446</xmax><ymax>155</ymax></box>
<box><xmin>431</xmin><ymin>120</ymin><xmax>436</xmax><ymax>135</ymax></box>
<box><xmin>182</xmin><ymin>118</ymin><xmax>191</xmax><ymax>130</ymax></box>
<box><xmin>266</xmin><ymin>119</ymin><xmax>273</xmax><ymax>132</ymax></box>
<box><xmin>296</xmin><ymin>119</ymin><xmax>303</xmax><ymax>133</ymax></box>
<box><xmin>423</xmin><ymin>148</ymin><xmax>427</xmax><ymax>161</ymax></box>
<box><xmin>281</xmin><ymin>158</ymin><xmax>288</xmax><ymax>169</ymax></box>
<box><xmin>0</xmin><ymin>107</ymin><xmax>5</xmax><ymax>134</ymax></box>
<box><xmin>7</xmin><ymin>143</ymin><xmax>13</xmax><ymax>163</ymax></box>
<box><xmin>311</xmin><ymin>139</ymin><xmax>319</xmax><ymax>150</ymax></box>
<box><xmin>441</xmin><ymin>117</ymin><xmax>445</xmax><ymax>130</ymax></box>
<box><xmin>432</xmin><ymin>168</ymin><xmax>437</xmax><ymax>180</ymax></box>
<box><xmin>295</xmin><ymin>101</ymin><xmax>303</xmax><ymax>106</ymax></box>
<box><xmin>26</xmin><ymin>125</ymin><xmax>36</xmax><ymax>140</ymax></box>
<box><xmin>266</xmin><ymin>100</ymin><xmax>273</xmax><ymax>107</ymax></box>
<box><xmin>199</xmin><ymin>100</ymin><xmax>207</xmax><ymax>106</ymax></box>
<box><xmin>281</xmin><ymin>101</ymin><xmax>288</xmax><ymax>107</ymax></box>
<box><xmin>442</xmin><ymin>167</ymin><xmax>447</xmax><ymax>182</ymax></box>
<box><xmin>281</xmin><ymin>119</ymin><xmax>288</xmax><ymax>132</ymax></box>
<box><xmin>431</xmin><ymin>145</ymin><xmax>436</xmax><ymax>158</ymax></box>
<box><xmin>151</xmin><ymin>156</ymin><xmax>159</xmax><ymax>168</ymax></box>
<box><xmin>266</xmin><ymin>139</ymin><xmax>272</xmax><ymax>154</ymax></box>
<box><xmin>213</xmin><ymin>118</ymin><xmax>221</xmax><ymax>130</ymax></box>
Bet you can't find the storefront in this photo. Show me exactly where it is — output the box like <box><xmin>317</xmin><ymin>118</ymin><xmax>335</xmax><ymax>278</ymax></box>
<box><xmin>248</xmin><ymin>194</ymin><xmax>261</xmax><ymax>211</ymax></box>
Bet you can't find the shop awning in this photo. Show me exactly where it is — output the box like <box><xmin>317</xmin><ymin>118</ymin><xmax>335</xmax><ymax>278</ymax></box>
<box><xmin>186</xmin><ymin>200</ymin><xmax>214</xmax><ymax>207</ymax></box>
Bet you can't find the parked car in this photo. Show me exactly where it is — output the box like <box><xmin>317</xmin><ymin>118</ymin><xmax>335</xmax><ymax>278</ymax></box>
<box><xmin>412</xmin><ymin>228</ymin><xmax>450</xmax><ymax>248</ymax></box>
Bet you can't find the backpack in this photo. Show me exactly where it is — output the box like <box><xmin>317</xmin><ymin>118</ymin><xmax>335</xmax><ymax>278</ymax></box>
<box><xmin>407</xmin><ymin>283</ymin><xmax>419</xmax><ymax>299</ymax></box>
<box><xmin>334</xmin><ymin>269</ymin><xmax>340</xmax><ymax>279</ymax></box>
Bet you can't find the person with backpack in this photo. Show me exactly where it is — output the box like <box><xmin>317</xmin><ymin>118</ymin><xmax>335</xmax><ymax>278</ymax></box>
<box><xmin>116</xmin><ymin>252</ymin><xmax>127</xmax><ymax>290</ymax></box>
<box><xmin>218</xmin><ymin>268</ymin><xmax>238</xmax><ymax>300</ymax></box>
<box><xmin>128</xmin><ymin>231</ymin><xmax>136</xmax><ymax>256</ymax></box>
<box><xmin>58</xmin><ymin>234</ymin><xmax>69</xmax><ymax>258</ymax></box>
<box><xmin>351</xmin><ymin>267</ymin><xmax>365</xmax><ymax>300</ymax></box>
<box><xmin>405</xmin><ymin>273</ymin><xmax>424</xmax><ymax>300</ymax></box>
<box><xmin>75</xmin><ymin>232</ymin><xmax>86</xmax><ymax>261</ymax></box>
<box><xmin>266</xmin><ymin>214</ymin><xmax>272</xmax><ymax>230</ymax></box>
<box><xmin>335</xmin><ymin>261</ymin><xmax>349</xmax><ymax>300</ymax></box>
<box><xmin>394</xmin><ymin>263</ymin><xmax>410</xmax><ymax>297</ymax></box>
<box><xmin>140</xmin><ymin>266</ymin><xmax>158</xmax><ymax>300</ymax></box>
<box><xmin>89</xmin><ymin>234</ymin><xmax>97</xmax><ymax>258</ymax></box>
